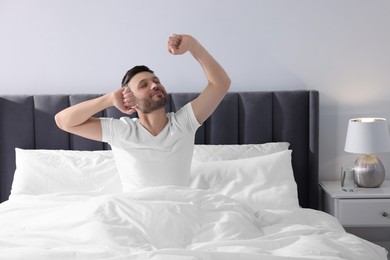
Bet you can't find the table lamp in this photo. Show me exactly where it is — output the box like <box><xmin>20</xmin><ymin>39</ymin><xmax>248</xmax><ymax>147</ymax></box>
<box><xmin>344</xmin><ymin>118</ymin><xmax>390</xmax><ymax>187</ymax></box>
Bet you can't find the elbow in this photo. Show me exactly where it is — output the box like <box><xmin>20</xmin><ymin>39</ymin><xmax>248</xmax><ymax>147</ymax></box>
<box><xmin>54</xmin><ymin>112</ymin><xmax>67</xmax><ymax>131</ymax></box>
<box><xmin>211</xmin><ymin>77</ymin><xmax>231</xmax><ymax>95</ymax></box>
<box><xmin>226</xmin><ymin>77</ymin><xmax>232</xmax><ymax>89</ymax></box>
<box><xmin>223</xmin><ymin>76</ymin><xmax>231</xmax><ymax>92</ymax></box>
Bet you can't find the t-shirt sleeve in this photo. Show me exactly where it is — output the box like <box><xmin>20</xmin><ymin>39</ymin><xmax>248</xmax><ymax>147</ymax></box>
<box><xmin>100</xmin><ymin>117</ymin><xmax>130</xmax><ymax>145</ymax></box>
<box><xmin>176</xmin><ymin>102</ymin><xmax>201</xmax><ymax>134</ymax></box>
<box><xmin>100</xmin><ymin>117</ymin><xmax>114</xmax><ymax>143</ymax></box>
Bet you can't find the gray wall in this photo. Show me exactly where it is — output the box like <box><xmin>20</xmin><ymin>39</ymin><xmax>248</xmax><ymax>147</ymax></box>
<box><xmin>1</xmin><ymin>0</ymin><xmax>390</xmax><ymax>181</ymax></box>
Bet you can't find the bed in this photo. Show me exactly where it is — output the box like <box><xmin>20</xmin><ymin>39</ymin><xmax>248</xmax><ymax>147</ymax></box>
<box><xmin>0</xmin><ymin>90</ymin><xmax>387</xmax><ymax>259</ymax></box>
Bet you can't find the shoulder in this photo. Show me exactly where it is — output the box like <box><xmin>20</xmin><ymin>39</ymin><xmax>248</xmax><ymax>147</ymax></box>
<box><xmin>101</xmin><ymin>116</ymin><xmax>137</xmax><ymax>134</ymax></box>
<box><xmin>170</xmin><ymin>102</ymin><xmax>200</xmax><ymax>132</ymax></box>
<box><xmin>101</xmin><ymin>116</ymin><xmax>136</xmax><ymax>126</ymax></box>
<box><xmin>171</xmin><ymin>103</ymin><xmax>192</xmax><ymax>119</ymax></box>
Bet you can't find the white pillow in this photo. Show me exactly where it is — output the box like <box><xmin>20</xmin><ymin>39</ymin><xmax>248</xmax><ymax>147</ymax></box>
<box><xmin>11</xmin><ymin>148</ymin><xmax>122</xmax><ymax>197</ymax></box>
<box><xmin>193</xmin><ymin>142</ymin><xmax>290</xmax><ymax>162</ymax></box>
<box><xmin>190</xmin><ymin>150</ymin><xmax>299</xmax><ymax>211</ymax></box>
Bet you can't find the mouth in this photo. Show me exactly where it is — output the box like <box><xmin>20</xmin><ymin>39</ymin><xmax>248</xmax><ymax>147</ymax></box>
<box><xmin>151</xmin><ymin>91</ymin><xmax>164</xmax><ymax>97</ymax></box>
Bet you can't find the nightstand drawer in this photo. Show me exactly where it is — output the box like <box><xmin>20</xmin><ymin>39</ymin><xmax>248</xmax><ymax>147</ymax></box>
<box><xmin>339</xmin><ymin>199</ymin><xmax>390</xmax><ymax>227</ymax></box>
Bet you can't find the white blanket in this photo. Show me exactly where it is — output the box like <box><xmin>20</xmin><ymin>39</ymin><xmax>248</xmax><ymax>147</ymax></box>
<box><xmin>0</xmin><ymin>186</ymin><xmax>387</xmax><ymax>260</ymax></box>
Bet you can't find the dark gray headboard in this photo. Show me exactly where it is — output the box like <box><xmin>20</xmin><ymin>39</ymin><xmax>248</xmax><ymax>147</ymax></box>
<box><xmin>0</xmin><ymin>91</ymin><xmax>319</xmax><ymax>208</ymax></box>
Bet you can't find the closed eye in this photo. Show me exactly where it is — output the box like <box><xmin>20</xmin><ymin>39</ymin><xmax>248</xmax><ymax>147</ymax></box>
<box><xmin>137</xmin><ymin>80</ymin><xmax>148</xmax><ymax>89</ymax></box>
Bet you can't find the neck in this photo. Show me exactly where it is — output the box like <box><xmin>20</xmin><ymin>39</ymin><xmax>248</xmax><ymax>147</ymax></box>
<box><xmin>138</xmin><ymin>108</ymin><xmax>168</xmax><ymax>136</ymax></box>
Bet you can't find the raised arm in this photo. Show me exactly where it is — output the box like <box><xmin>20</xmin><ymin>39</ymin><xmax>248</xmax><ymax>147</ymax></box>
<box><xmin>54</xmin><ymin>87</ymin><xmax>136</xmax><ymax>141</ymax></box>
<box><xmin>168</xmin><ymin>34</ymin><xmax>231</xmax><ymax>124</ymax></box>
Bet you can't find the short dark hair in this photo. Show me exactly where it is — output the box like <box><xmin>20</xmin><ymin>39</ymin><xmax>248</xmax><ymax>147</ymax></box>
<box><xmin>121</xmin><ymin>65</ymin><xmax>154</xmax><ymax>87</ymax></box>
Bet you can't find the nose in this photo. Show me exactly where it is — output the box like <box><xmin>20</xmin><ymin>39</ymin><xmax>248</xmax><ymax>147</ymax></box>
<box><xmin>151</xmin><ymin>82</ymin><xmax>159</xmax><ymax>90</ymax></box>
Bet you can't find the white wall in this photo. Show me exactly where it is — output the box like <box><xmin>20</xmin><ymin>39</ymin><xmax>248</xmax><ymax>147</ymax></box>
<box><xmin>1</xmin><ymin>0</ymin><xmax>390</xmax><ymax>181</ymax></box>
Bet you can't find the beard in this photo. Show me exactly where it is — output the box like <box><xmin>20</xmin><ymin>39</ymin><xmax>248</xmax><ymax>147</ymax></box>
<box><xmin>136</xmin><ymin>89</ymin><xmax>168</xmax><ymax>114</ymax></box>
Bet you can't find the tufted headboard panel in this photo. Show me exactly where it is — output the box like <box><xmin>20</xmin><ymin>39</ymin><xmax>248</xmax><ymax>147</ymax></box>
<box><xmin>0</xmin><ymin>91</ymin><xmax>319</xmax><ymax>208</ymax></box>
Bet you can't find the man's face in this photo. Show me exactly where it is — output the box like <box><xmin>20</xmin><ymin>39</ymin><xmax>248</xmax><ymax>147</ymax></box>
<box><xmin>128</xmin><ymin>71</ymin><xmax>168</xmax><ymax>114</ymax></box>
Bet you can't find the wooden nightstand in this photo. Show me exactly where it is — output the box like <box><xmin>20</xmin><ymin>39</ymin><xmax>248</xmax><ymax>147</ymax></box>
<box><xmin>320</xmin><ymin>181</ymin><xmax>390</xmax><ymax>258</ymax></box>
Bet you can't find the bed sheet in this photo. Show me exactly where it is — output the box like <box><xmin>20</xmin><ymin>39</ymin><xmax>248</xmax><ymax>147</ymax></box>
<box><xmin>0</xmin><ymin>186</ymin><xmax>387</xmax><ymax>260</ymax></box>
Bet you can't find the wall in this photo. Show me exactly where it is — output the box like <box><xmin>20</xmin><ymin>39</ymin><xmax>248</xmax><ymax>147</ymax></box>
<box><xmin>1</xmin><ymin>0</ymin><xmax>390</xmax><ymax>181</ymax></box>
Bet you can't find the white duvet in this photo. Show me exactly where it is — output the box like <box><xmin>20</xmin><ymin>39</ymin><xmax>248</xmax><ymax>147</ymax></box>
<box><xmin>0</xmin><ymin>186</ymin><xmax>387</xmax><ymax>260</ymax></box>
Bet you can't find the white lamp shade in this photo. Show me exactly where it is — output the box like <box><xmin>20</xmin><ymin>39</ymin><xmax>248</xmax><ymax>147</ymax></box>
<box><xmin>344</xmin><ymin>118</ymin><xmax>390</xmax><ymax>154</ymax></box>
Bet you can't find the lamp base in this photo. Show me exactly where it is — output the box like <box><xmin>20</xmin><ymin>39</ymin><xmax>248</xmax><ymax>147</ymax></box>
<box><xmin>353</xmin><ymin>154</ymin><xmax>385</xmax><ymax>188</ymax></box>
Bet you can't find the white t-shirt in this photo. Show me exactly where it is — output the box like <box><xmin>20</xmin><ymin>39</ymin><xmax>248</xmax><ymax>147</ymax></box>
<box><xmin>100</xmin><ymin>103</ymin><xmax>200</xmax><ymax>192</ymax></box>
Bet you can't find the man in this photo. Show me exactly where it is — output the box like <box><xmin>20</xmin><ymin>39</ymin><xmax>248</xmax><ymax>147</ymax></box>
<box><xmin>55</xmin><ymin>34</ymin><xmax>230</xmax><ymax>191</ymax></box>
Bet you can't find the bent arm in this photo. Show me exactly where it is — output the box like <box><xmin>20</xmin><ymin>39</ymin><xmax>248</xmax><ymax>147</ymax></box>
<box><xmin>168</xmin><ymin>34</ymin><xmax>231</xmax><ymax>124</ymax></box>
<box><xmin>55</xmin><ymin>87</ymin><xmax>135</xmax><ymax>142</ymax></box>
<box><xmin>190</xmin><ymin>39</ymin><xmax>231</xmax><ymax>124</ymax></box>
<box><xmin>55</xmin><ymin>94</ymin><xmax>112</xmax><ymax>142</ymax></box>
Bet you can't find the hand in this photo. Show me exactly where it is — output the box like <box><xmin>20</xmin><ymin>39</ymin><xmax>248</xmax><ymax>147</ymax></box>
<box><xmin>111</xmin><ymin>87</ymin><xmax>137</xmax><ymax>115</ymax></box>
<box><xmin>167</xmin><ymin>34</ymin><xmax>195</xmax><ymax>55</ymax></box>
